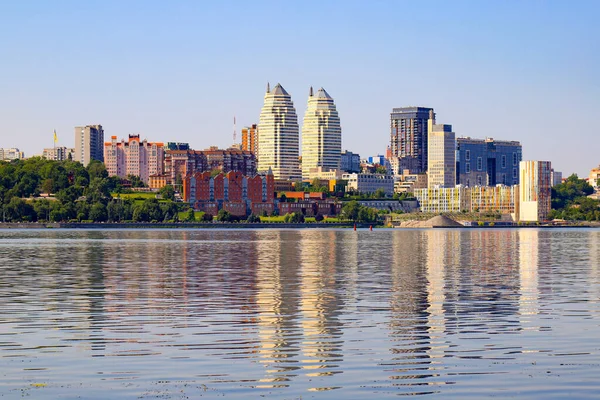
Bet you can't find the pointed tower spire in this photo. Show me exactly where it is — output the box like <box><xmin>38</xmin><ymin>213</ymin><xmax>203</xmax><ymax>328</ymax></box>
<box><xmin>267</xmin><ymin>82</ymin><xmax>270</xmax><ymax>93</ymax></box>
<box><xmin>309</xmin><ymin>86</ymin><xmax>314</xmax><ymax>97</ymax></box>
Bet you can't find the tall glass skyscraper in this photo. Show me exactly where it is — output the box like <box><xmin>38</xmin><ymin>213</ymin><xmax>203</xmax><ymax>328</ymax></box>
<box><xmin>390</xmin><ymin>107</ymin><xmax>434</xmax><ymax>174</ymax></box>
<box><xmin>257</xmin><ymin>83</ymin><xmax>300</xmax><ymax>180</ymax></box>
<box><xmin>301</xmin><ymin>87</ymin><xmax>342</xmax><ymax>180</ymax></box>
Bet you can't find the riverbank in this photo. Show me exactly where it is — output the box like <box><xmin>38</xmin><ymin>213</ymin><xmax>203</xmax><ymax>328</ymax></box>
<box><xmin>0</xmin><ymin>222</ymin><xmax>377</xmax><ymax>229</ymax></box>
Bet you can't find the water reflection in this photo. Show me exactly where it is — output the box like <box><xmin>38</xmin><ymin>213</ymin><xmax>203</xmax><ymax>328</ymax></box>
<box><xmin>1</xmin><ymin>228</ymin><xmax>600</xmax><ymax>398</ymax></box>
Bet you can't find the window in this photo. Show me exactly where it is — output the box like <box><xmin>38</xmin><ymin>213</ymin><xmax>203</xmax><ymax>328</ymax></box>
<box><xmin>465</xmin><ymin>150</ymin><xmax>470</xmax><ymax>161</ymax></box>
<box><xmin>513</xmin><ymin>152</ymin><xmax>518</xmax><ymax>166</ymax></box>
<box><xmin>501</xmin><ymin>155</ymin><xmax>506</xmax><ymax>168</ymax></box>
<box><xmin>513</xmin><ymin>168</ymin><xmax>518</xmax><ymax>179</ymax></box>
<box><xmin>465</xmin><ymin>163</ymin><xmax>471</xmax><ymax>173</ymax></box>
<box><xmin>477</xmin><ymin>157</ymin><xmax>483</xmax><ymax>171</ymax></box>
<box><xmin>477</xmin><ymin>175</ymin><xmax>483</xmax><ymax>186</ymax></box>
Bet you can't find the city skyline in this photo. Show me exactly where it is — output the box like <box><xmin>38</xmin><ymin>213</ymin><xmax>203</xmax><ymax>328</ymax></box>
<box><xmin>0</xmin><ymin>1</ymin><xmax>598</xmax><ymax>176</ymax></box>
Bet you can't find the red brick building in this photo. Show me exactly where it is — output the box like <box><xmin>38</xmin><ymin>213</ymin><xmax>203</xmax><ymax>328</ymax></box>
<box><xmin>183</xmin><ymin>170</ymin><xmax>275</xmax><ymax>217</ymax></box>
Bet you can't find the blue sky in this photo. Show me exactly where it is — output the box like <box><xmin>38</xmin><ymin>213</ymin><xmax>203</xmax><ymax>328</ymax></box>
<box><xmin>0</xmin><ymin>0</ymin><xmax>598</xmax><ymax>175</ymax></box>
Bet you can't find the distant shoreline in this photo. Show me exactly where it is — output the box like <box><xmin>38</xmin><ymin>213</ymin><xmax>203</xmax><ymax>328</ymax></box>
<box><xmin>0</xmin><ymin>222</ymin><xmax>597</xmax><ymax>230</ymax></box>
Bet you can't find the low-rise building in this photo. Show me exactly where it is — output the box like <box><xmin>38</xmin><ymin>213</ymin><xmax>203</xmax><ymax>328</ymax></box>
<box><xmin>342</xmin><ymin>173</ymin><xmax>395</xmax><ymax>196</ymax></box>
<box><xmin>42</xmin><ymin>147</ymin><xmax>75</xmax><ymax>161</ymax></box>
<box><xmin>589</xmin><ymin>166</ymin><xmax>600</xmax><ymax>188</ymax></box>
<box><xmin>414</xmin><ymin>187</ymin><xmax>469</xmax><ymax>213</ymax></box>
<box><xmin>0</xmin><ymin>148</ymin><xmax>24</xmax><ymax>160</ymax></box>
<box><xmin>148</xmin><ymin>174</ymin><xmax>168</xmax><ymax>190</ymax></box>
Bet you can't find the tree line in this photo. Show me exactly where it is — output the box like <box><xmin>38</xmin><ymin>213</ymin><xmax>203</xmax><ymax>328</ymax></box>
<box><xmin>549</xmin><ymin>174</ymin><xmax>600</xmax><ymax>221</ymax></box>
<box><xmin>0</xmin><ymin>158</ymin><xmax>183</xmax><ymax>223</ymax></box>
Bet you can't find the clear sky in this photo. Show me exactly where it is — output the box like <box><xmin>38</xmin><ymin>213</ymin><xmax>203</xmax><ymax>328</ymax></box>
<box><xmin>0</xmin><ymin>0</ymin><xmax>598</xmax><ymax>176</ymax></box>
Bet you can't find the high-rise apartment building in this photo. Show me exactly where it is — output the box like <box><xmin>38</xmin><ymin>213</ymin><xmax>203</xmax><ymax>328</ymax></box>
<box><xmin>456</xmin><ymin>138</ymin><xmax>522</xmax><ymax>186</ymax></box>
<box><xmin>103</xmin><ymin>135</ymin><xmax>165</xmax><ymax>184</ymax></box>
<box><xmin>427</xmin><ymin>116</ymin><xmax>455</xmax><ymax>188</ymax></box>
<box><xmin>519</xmin><ymin>160</ymin><xmax>552</xmax><ymax>222</ymax></box>
<box><xmin>241</xmin><ymin>124</ymin><xmax>258</xmax><ymax>155</ymax></box>
<box><xmin>74</xmin><ymin>125</ymin><xmax>104</xmax><ymax>166</ymax></box>
<box><xmin>301</xmin><ymin>87</ymin><xmax>342</xmax><ymax>180</ymax></box>
<box><xmin>390</xmin><ymin>107</ymin><xmax>435</xmax><ymax>174</ymax></box>
<box><xmin>257</xmin><ymin>83</ymin><xmax>300</xmax><ymax>180</ymax></box>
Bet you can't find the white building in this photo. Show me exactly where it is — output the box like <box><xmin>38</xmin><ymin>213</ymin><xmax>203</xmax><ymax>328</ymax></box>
<box><xmin>519</xmin><ymin>161</ymin><xmax>552</xmax><ymax>222</ymax></box>
<box><xmin>43</xmin><ymin>147</ymin><xmax>75</xmax><ymax>161</ymax></box>
<box><xmin>103</xmin><ymin>135</ymin><xmax>165</xmax><ymax>184</ymax></box>
<box><xmin>427</xmin><ymin>116</ymin><xmax>455</xmax><ymax>188</ymax></box>
<box><xmin>257</xmin><ymin>83</ymin><xmax>300</xmax><ymax>180</ymax></box>
<box><xmin>342</xmin><ymin>173</ymin><xmax>394</xmax><ymax>196</ymax></box>
<box><xmin>301</xmin><ymin>87</ymin><xmax>341</xmax><ymax>180</ymax></box>
<box><xmin>0</xmin><ymin>148</ymin><xmax>24</xmax><ymax>161</ymax></box>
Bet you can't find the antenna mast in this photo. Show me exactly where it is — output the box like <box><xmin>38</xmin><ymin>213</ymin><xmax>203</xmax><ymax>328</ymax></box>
<box><xmin>233</xmin><ymin>116</ymin><xmax>237</xmax><ymax>144</ymax></box>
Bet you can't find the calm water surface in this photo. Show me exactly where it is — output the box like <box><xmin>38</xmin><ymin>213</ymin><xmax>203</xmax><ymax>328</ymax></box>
<box><xmin>1</xmin><ymin>228</ymin><xmax>600</xmax><ymax>399</ymax></box>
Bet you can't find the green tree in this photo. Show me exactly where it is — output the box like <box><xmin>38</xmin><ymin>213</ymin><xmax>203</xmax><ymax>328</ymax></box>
<box><xmin>246</xmin><ymin>214</ymin><xmax>261</xmax><ymax>223</ymax></box>
<box><xmin>202</xmin><ymin>212</ymin><xmax>213</xmax><ymax>222</ymax></box>
<box><xmin>89</xmin><ymin>202</ymin><xmax>108</xmax><ymax>222</ymax></box>
<box><xmin>186</xmin><ymin>208</ymin><xmax>196</xmax><ymax>222</ymax></box>
<box><xmin>4</xmin><ymin>197</ymin><xmax>35</xmax><ymax>222</ymax></box>
<box><xmin>217</xmin><ymin>209</ymin><xmax>233</xmax><ymax>222</ymax></box>
<box><xmin>87</xmin><ymin>160</ymin><xmax>108</xmax><ymax>180</ymax></box>
<box><xmin>159</xmin><ymin>185</ymin><xmax>176</xmax><ymax>201</ymax></box>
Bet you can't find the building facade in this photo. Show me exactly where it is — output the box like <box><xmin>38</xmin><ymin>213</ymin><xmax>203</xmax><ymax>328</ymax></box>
<box><xmin>340</xmin><ymin>150</ymin><xmax>360</xmax><ymax>173</ymax></box>
<box><xmin>42</xmin><ymin>147</ymin><xmax>75</xmax><ymax>161</ymax></box>
<box><xmin>241</xmin><ymin>124</ymin><xmax>258</xmax><ymax>155</ymax></box>
<box><xmin>74</xmin><ymin>125</ymin><xmax>104</xmax><ymax>166</ymax></box>
<box><xmin>164</xmin><ymin>148</ymin><xmax>257</xmax><ymax>186</ymax></box>
<box><xmin>342</xmin><ymin>173</ymin><xmax>395</xmax><ymax>196</ymax></box>
<box><xmin>103</xmin><ymin>135</ymin><xmax>165</xmax><ymax>184</ymax></box>
<box><xmin>519</xmin><ymin>161</ymin><xmax>552</xmax><ymax>222</ymax></box>
<box><xmin>551</xmin><ymin>169</ymin><xmax>563</xmax><ymax>187</ymax></box>
<box><xmin>390</xmin><ymin>107</ymin><xmax>435</xmax><ymax>174</ymax></box>
<box><xmin>456</xmin><ymin>137</ymin><xmax>522</xmax><ymax>187</ymax></box>
<box><xmin>301</xmin><ymin>87</ymin><xmax>342</xmax><ymax>180</ymax></box>
<box><xmin>415</xmin><ymin>185</ymin><xmax>518</xmax><ymax>216</ymax></box>
<box><xmin>183</xmin><ymin>170</ymin><xmax>275</xmax><ymax>217</ymax></box>
<box><xmin>427</xmin><ymin>118</ymin><xmax>455</xmax><ymax>188</ymax></box>
<box><xmin>0</xmin><ymin>148</ymin><xmax>25</xmax><ymax>160</ymax></box>
<box><xmin>257</xmin><ymin>83</ymin><xmax>300</xmax><ymax>180</ymax></box>
<box><xmin>589</xmin><ymin>166</ymin><xmax>600</xmax><ymax>188</ymax></box>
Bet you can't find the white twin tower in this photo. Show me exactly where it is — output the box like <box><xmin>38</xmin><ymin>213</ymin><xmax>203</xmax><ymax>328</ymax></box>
<box><xmin>257</xmin><ymin>83</ymin><xmax>342</xmax><ymax>181</ymax></box>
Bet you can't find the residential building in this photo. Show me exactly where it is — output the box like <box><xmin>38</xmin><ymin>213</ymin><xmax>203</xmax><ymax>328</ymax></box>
<box><xmin>342</xmin><ymin>173</ymin><xmax>395</xmax><ymax>196</ymax></box>
<box><xmin>456</xmin><ymin>137</ymin><xmax>522</xmax><ymax>187</ymax></box>
<box><xmin>394</xmin><ymin>172</ymin><xmax>428</xmax><ymax>193</ymax></box>
<box><xmin>241</xmin><ymin>124</ymin><xmax>259</xmax><ymax>155</ymax></box>
<box><xmin>164</xmin><ymin>148</ymin><xmax>256</xmax><ymax>186</ymax></box>
<box><xmin>304</xmin><ymin>167</ymin><xmax>344</xmax><ymax>181</ymax></box>
<box><xmin>167</xmin><ymin>142</ymin><xmax>190</xmax><ymax>151</ymax></box>
<box><xmin>0</xmin><ymin>148</ymin><xmax>25</xmax><ymax>160</ymax></box>
<box><xmin>42</xmin><ymin>147</ymin><xmax>75</xmax><ymax>161</ymax></box>
<box><xmin>519</xmin><ymin>161</ymin><xmax>552</xmax><ymax>222</ymax></box>
<box><xmin>74</xmin><ymin>125</ymin><xmax>104</xmax><ymax>166</ymax></box>
<box><xmin>390</xmin><ymin>107</ymin><xmax>435</xmax><ymax>173</ymax></box>
<box><xmin>149</xmin><ymin>174</ymin><xmax>168</xmax><ymax>190</ymax></box>
<box><xmin>589</xmin><ymin>166</ymin><xmax>600</xmax><ymax>188</ymax></box>
<box><xmin>257</xmin><ymin>83</ymin><xmax>300</xmax><ymax>180</ymax></box>
<box><xmin>340</xmin><ymin>150</ymin><xmax>360</xmax><ymax>173</ymax></box>
<box><xmin>301</xmin><ymin>87</ymin><xmax>342</xmax><ymax>180</ymax></box>
<box><xmin>551</xmin><ymin>169</ymin><xmax>563</xmax><ymax>187</ymax></box>
<box><xmin>414</xmin><ymin>187</ymin><xmax>468</xmax><ymax>213</ymax></box>
<box><xmin>427</xmin><ymin>116</ymin><xmax>455</xmax><ymax>188</ymax></box>
<box><xmin>414</xmin><ymin>185</ymin><xmax>519</xmax><ymax>216</ymax></box>
<box><xmin>367</xmin><ymin>155</ymin><xmax>386</xmax><ymax>166</ymax></box>
<box><xmin>183</xmin><ymin>170</ymin><xmax>275</xmax><ymax>217</ymax></box>
<box><xmin>103</xmin><ymin>135</ymin><xmax>165</xmax><ymax>184</ymax></box>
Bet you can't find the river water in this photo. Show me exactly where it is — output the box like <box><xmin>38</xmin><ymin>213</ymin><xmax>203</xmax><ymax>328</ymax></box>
<box><xmin>1</xmin><ymin>228</ymin><xmax>599</xmax><ymax>399</ymax></box>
